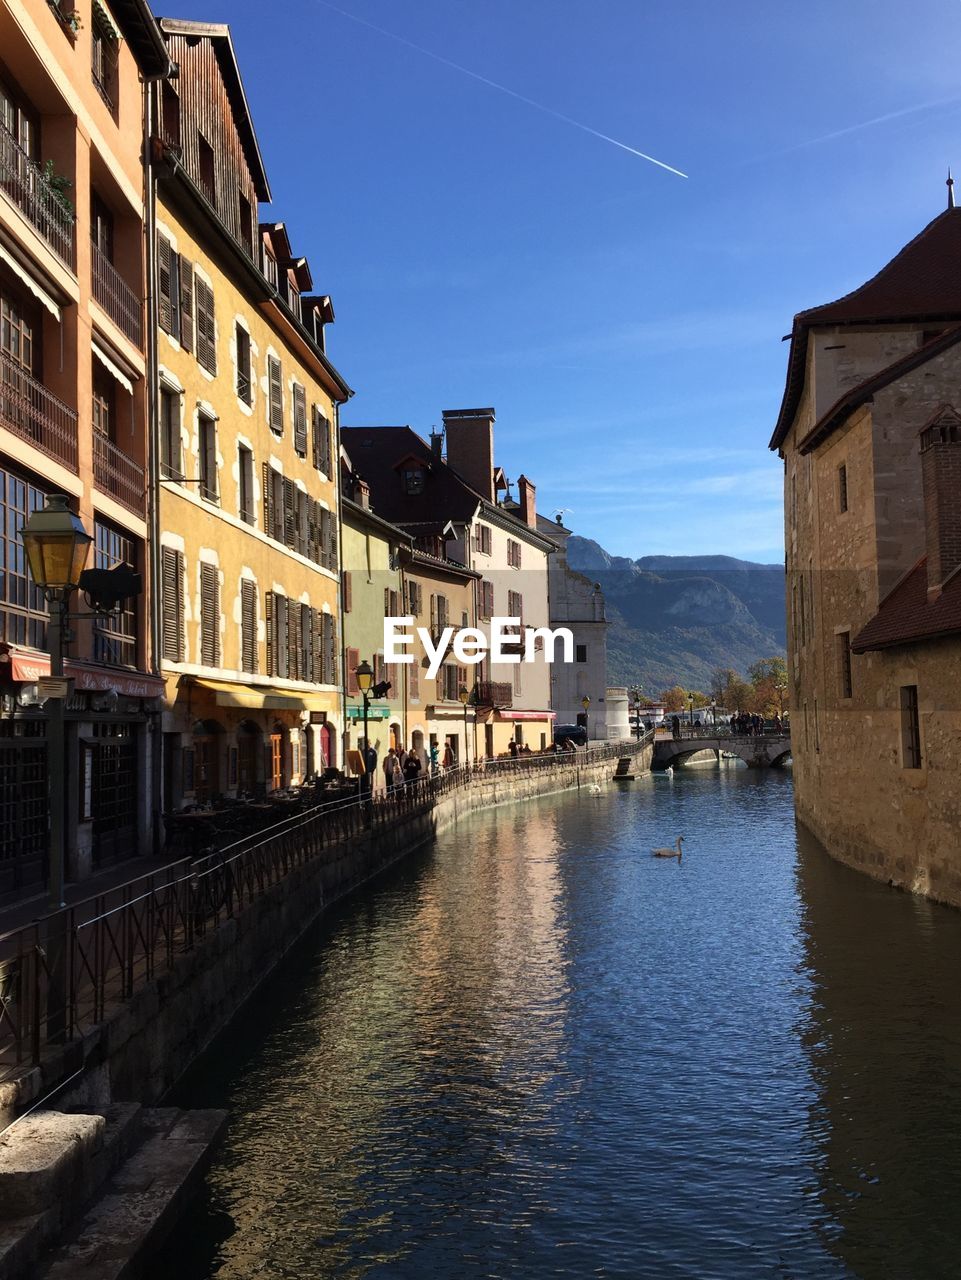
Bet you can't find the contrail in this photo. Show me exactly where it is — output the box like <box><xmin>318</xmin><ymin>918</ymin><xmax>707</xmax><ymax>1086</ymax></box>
<box><xmin>313</xmin><ymin>0</ymin><xmax>688</xmax><ymax>179</ymax></box>
<box><xmin>753</xmin><ymin>95</ymin><xmax>961</xmax><ymax>161</ymax></box>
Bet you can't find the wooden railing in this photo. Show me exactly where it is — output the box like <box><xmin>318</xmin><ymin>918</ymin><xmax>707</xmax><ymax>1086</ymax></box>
<box><xmin>91</xmin><ymin>243</ymin><xmax>142</xmax><ymax>346</ymax></box>
<box><xmin>0</xmin><ymin>352</ymin><xmax>78</xmax><ymax>470</ymax></box>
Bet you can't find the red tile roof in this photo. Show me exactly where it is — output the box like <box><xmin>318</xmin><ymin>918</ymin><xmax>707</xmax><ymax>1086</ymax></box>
<box><xmin>852</xmin><ymin>558</ymin><xmax>961</xmax><ymax>652</ymax></box>
<box><xmin>771</xmin><ymin>207</ymin><xmax>961</xmax><ymax>450</ymax></box>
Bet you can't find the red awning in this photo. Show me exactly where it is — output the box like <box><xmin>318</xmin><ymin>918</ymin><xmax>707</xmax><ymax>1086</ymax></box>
<box><xmin>2</xmin><ymin>646</ymin><xmax>164</xmax><ymax>698</ymax></box>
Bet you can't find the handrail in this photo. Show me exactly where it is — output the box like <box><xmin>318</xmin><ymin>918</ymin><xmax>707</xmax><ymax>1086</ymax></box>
<box><xmin>0</xmin><ymin>350</ymin><xmax>79</xmax><ymax>470</ymax></box>
<box><xmin>91</xmin><ymin>242</ymin><xmax>142</xmax><ymax>346</ymax></box>
<box><xmin>92</xmin><ymin>431</ymin><xmax>145</xmax><ymax>514</ymax></box>
<box><xmin>0</xmin><ymin>126</ymin><xmax>74</xmax><ymax>267</ymax></box>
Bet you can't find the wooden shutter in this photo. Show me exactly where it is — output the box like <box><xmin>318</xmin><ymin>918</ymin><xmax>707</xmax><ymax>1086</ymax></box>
<box><xmin>241</xmin><ymin>579</ymin><xmax>257</xmax><ymax>674</ymax></box>
<box><xmin>276</xmin><ymin>595</ymin><xmax>289</xmax><ymax>679</ymax></box>
<box><xmin>325</xmin><ymin>613</ymin><xmax>337</xmax><ymax>686</ymax></box>
<box><xmin>288</xmin><ymin>601</ymin><xmax>301</xmax><ymax>681</ymax></box>
<box><xmin>409</xmin><ymin>656</ymin><xmax>419</xmax><ymax>700</ymax></box>
<box><xmin>297</xmin><ymin>489</ymin><xmax>309</xmax><ymax>557</ymax></box>
<box><xmin>179</xmin><ymin>257</ymin><xmax>194</xmax><ymax>353</ymax></box>
<box><xmin>300</xmin><ymin>602</ymin><xmax>311</xmax><ymax>680</ymax></box>
<box><xmin>158</xmin><ymin>235</ymin><xmax>174</xmax><ymax>335</ymax></box>
<box><xmin>195</xmin><ymin>277</ymin><xmax>216</xmax><ymax>373</ymax></box>
<box><xmin>200</xmin><ymin>562</ymin><xmax>220</xmax><ymax>667</ymax></box>
<box><xmin>293</xmin><ymin>384</ymin><xmax>307</xmax><ymax>455</ymax></box>
<box><xmin>347</xmin><ymin>647</ymin><xmax>360</xmax><ymax>695</ymax></box>
<box><xmin>283</xmin><ymin>477</ymin><xmax>296</xmax><ymax>551</ymax></box>
<box><xmin>265</xmin><ymin>591</ymin><xmax>275</xmax><ymax>676</ymax></box>
<box><xmin>268</xmin><ymin>356</ymin><xmax>283</xmax><ymax>433</ymax></box>
<box><xmin>161</xmin><ymin>547</ymin><xmax>184</xmax><ymax>662</ymax></box>
<box><xmin>343</xmin><ymin>570</ymin><xmax>352</xmax><ymax>613</ymax></box>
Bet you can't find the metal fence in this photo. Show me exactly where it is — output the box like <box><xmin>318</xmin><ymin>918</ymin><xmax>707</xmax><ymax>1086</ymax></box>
<box><xmin>0</xmin><ymin>126</ymin><xmax>75</xmax><ymax>267</ymax></box>
<box><xmin>0</xmin><ymin>737</ymin><xmax>650</xmax><ymax>1079</ymax></box>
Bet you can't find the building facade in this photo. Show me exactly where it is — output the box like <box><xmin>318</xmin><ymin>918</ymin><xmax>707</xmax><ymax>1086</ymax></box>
<box><xmin>0</xmin><ymin>0</ymin><xmax>171</xmax><ymax>898</ymax></box>
<box><xmin>153</xmin><ymin>21</ymin><xmax>349</xmax><ymax>809</ymax></box>
<box><xmin>771</xmin><ymin>196</ymin><xmax>961</xmax><ymax>906</ymax></box>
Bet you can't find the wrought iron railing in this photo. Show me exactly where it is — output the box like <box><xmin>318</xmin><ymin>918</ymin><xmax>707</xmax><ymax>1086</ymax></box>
<box><xmin>0</xmin><ymin>737</ymin><xmax>652</xmax><ymax>1080</ymax></box>
<box><xmin>91</xmin><ymin>243</ymin><xmax>142</xmax><ymax>346</ymax></box>
<box><xmin>0</xmin><ymin>126</ymin><xmax>74</xmax><ymax>267</ymax></box>
<box><xmin>93</xmin><ymin>431</ymin><xmax>145</xmax><ymax>514</ymax></box>
<box><xmin>0</xmin><ymin>352</ymin><xmax>78</xmax><ymax>470</ymax></box>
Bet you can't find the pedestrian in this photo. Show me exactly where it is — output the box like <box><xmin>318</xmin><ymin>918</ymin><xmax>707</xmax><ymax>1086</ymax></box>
<box><xmin>509</xmin><ymin>740</ymin><xmax>519</xmax><ymax>758</ymax></box>
<box><xmin>382</xmin><ymin>747</ymin><xmax>396</xmax><ymax>792</ymax></box>
<box><xmin>443</xmin><ymin>740</ymin><xmax>455</xmax><ymax>770</ymax></box>
<box><xmin>429</xmin><ymin>742</ymin><xmax>440</xmax><ymax>774</ymax></box>
<box><xmin>403</xmin><ymin>750</ymin><xmax>422</xmax><ymax>785</ymax></box>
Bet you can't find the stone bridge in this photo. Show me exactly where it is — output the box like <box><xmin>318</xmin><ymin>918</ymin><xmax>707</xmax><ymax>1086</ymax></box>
<box><xmin>653</xmin><ymin>732</ymin><xmax>792</xmax><ymax>770</ymax></box>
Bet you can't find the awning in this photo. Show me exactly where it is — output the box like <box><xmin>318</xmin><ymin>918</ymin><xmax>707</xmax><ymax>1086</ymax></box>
<box><xmin>190</xmin><ymin>678</ymin><xmax>307</xmax><ymax>711</ymax></box>
<box><xmin>495</xmin><ymin>709</ymin><xmax>557</xmax><ymax>722</ymax></box>
<box><xmin>0</xmin><ymin>646</ymin><xmax>164</xmax><ymax>697</ymax></box>
<box><xmin>0</xmin><ymin>243</ymin><xmax>61</xmax><ymax>320</ymax></box>
<box><xmin>92</xmin><ymin>0</ymin><xmax>122</xmax><ymax>41</ymax></box>
<box><xmin>92</xmin><ymin>339</ymin><xmax>135</xmax><ymax>395</ymax></box>
<box><xmin>346</xmin><ymin>705</ymin><xmax>391</xmax><ymax>720</ymax></box>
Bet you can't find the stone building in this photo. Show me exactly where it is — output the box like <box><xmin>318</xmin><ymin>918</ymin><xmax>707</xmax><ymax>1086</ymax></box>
<box><xmin>0</xmin><ymin>0</ymin><xmax>172</xmax><ymax>898</ymax></box>
<box><xmin>536</xmin><ymin>512</ymin><xmax>608</xmax><ymax>738</ymax></box>
<box><xmin>152</xmin><ymin>21</ymin><xmax>350</xmax><ymax>807</ymax></box>
<box><xmin>770</xmin><ymin>191</ymin><xmax>961</xmax><ymax>905</ymax></box>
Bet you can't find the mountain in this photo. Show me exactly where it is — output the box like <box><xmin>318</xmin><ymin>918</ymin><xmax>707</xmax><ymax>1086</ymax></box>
<box><xmin>567</xmin><ymin>538</ymin><xmax>786</xmax><ymax>693</ymax></box>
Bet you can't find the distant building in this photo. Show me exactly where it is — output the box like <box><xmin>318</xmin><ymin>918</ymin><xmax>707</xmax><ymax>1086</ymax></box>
<box><xmin>770</xmin><ymin>188</ymin><xmax>961</xmax><ymax>905</ymax></box>
<box><xmin>536</xmin><ymin>513</ymin><xmax>608</xmax><ymax>738</ymax></box>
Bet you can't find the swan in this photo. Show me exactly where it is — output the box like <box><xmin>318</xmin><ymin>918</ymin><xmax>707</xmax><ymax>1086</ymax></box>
<box><xmin>587</xmin><ymin>783</ymin><xmax>602</xmax><ymax>795</ymax></box>
<box><xmin>652</xmin><ymin>836</ymin><xmax>683</xmax><ymax>861</ymax></box>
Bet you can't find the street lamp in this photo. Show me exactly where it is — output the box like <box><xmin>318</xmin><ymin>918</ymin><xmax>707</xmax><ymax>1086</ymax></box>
<box><xmin>710</xmin><ymin>699</ymin><xmax>717</xmax><ymax>730</ymax></box>
<box><xmin>458</xmin><ymin>684</ymin><xmax>471</xmax><ymax>764</ymax></box>
<box><xmin>355</xmin><ymin>659</ymin><xmax>373</xmax><ymax>797</ymax></box>
<box><xmin>581</xmin><ymin>694</ymin><xmax>590</xmax><ymax>742</ymax></box>
<box><xmin>21</xmin><ymin>495</ymin><xmax>92</xmax><ymax>911</ymax></box>
<box><xmin>689</xmin><ymin>694</ymin><xmax>695</xmax><ymax>729</ymax></box>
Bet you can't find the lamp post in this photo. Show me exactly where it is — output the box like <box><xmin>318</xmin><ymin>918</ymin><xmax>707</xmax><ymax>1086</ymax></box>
<box><xmin>21</xmin><ymin>495</ymin><xmax>93</xmax><ymax>912</ymax></box>
<box><xmin>581</xmin><ymin>694</ymin><xmax>590</xmax><ymax>742</ymax></box>
<box><xmin>689</xmin><ymin>694</ymin><xmax>695</xmax><ymax>730</ymax></box>
<box><xmin>710</xmin><ymin>699</ymin><xmax>717</xmax><ymax>730</ymax></box>
<box><xmin>458</xmin><ymin>684</ymin><xmax>470</xmax><ymax>765</ymax></box>
<box><xmin>775</xmin><ymin>682</ymin><xmax>786</xmax><ymax>719</ymax></box>
<box><xmin>355</xmin><ymin>659</ymin><xmax>373</xmax><ymax>799</ymax></box>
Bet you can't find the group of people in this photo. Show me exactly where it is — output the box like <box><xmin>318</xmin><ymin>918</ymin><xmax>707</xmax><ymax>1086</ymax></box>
<box><xmin>374</xmin><ymin>742</ymin><xmax>428</xmax><ymax>792</ymax></box>
<box><xmin>731</xmin><ymin>712</ymin><xmax>775</xmax><ymax>736</ymax></box>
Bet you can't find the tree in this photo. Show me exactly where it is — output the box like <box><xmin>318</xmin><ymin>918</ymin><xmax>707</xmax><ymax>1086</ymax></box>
<box><xmin>660</xmin><ymin>685</ymin><xmax>687</xmax><ymax>712</ymax></box>
<box><xmin>748</xmin><ymin>655</ymin><xmax>789</xmax><ymax>717</ymax></box>
<box><xmin>748</xmin><ymin>656</ymin><xmax>787</xmax><ymax>686</ymax></box>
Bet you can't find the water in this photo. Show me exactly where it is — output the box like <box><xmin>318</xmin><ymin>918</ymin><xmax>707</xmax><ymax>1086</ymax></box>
<box><xmin>157</xmin><ymin>768</ymin><xmax>961</xmax><ymax>1279</ymax></box>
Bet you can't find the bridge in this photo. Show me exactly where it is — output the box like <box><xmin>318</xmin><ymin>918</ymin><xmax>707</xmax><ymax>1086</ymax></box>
<box><xmin>652</xmin><ymin>730</ymin><xmax>792</xmax><ymax>770</ymax></box>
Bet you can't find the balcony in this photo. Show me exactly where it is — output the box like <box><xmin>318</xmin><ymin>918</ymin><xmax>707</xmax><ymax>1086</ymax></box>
<box><xmin>93</xmin><ymin>431</ymin><xmax>145</xmax><ymax>515</ymax></box>
<box><xmin>0</xmin><ymin>127</ymin><xmax>74</xmax><ymax>268</ymax></box>
<box><xmin>0</xmin><ymin>352</ymin><xmax>78</xmax><ymax>470</ymax></box>
<box><xmin>472</xmin><ymin>681</ymin><xmax>513</xmax><ymax>709</ymax></box>
<box><xmin>91</xmin><ymin>243</ymin><xmax>142</xmax><ymax>346</ymax></box>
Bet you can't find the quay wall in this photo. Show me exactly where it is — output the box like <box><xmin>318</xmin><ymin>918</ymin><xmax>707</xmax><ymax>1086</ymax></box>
<box><xmin>7</xmin><ymin>741</ymin><xmax>651</xmax><ymax>1121</ymax></box>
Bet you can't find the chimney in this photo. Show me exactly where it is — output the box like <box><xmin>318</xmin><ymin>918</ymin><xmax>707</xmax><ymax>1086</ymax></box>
<box><xmin>442</xmin><ymin>407</ymin><xmax>495</xmax><ymax>501</ymax></box>
<box><xmin>919</xmin><ymin>404</ymin><xmax>961</xmax><ymax>600</ymax></box>
<box><xmin>517</xmin><ymin>474</ymin><xmax>536</xmax><ymax>529</ymax></box>
<box><xmin>354</xmin><ymin>473</ymin><xmax>371</xmax><ymax>510</ymax></box>
<box><xmin>430</xmin><ymin>428</ymin><xmax>444</xmax><ymax>459</ymax></box>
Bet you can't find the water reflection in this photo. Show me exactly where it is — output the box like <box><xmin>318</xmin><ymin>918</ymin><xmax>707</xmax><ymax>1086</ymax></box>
<box><xmin>155</xmin><ymin>771</ymin><xmax>961</xmax><ymax>1279</ymax></box>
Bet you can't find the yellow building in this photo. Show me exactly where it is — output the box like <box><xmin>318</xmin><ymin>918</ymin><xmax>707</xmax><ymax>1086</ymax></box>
<box><xmin>152</xmin><ymin>21</ymin><xmax>350</xmax><ymax>807</ymax></box>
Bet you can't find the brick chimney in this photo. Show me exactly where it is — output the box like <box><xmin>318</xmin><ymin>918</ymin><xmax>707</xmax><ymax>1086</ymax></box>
<box><xmin>442</xmin><ymin>407</ymin><xmax>495</xmax><ymax>501</ymax></box>
<box><xmin>430</xmin><ymin>429</ymin><xmax>444</xmax><ymax>459</ymax></box>
<box><xmin>353</xmin><ymin>473</ymin><xmax>371</xmax><ymax>510</ymax></box>
<box><xmin>517</xmin><ymin>474</ymin><xmax>536</xmax><ymax>528</ymax></box>
<box><xmin>919</xmin><ymin>404</ymin><xmax>961</xmax><ymax>600</ymax></box>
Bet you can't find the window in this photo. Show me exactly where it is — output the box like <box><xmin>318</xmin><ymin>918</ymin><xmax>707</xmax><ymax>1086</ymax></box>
<box><xmin>441</xmin><ymin>665</ymin><xmax>466</xmax><ymax>702</ymax></box>
<box><xmin>0</xmin><ymin>75</ymin><xmax>39</xmax><ymax>162</ymax></box>
<box><xmin>292</xmin><ymin>383</ymin><xmax>307</xmax><ymax>455</ymax></box>
<box><xmin>0</xmin><ymin>466</ymin><xmax>48</xmax><ymax>648</ymax></box>
<box><xmin>2</xmin><ymin>283</ymin><xmax>36</xmax><ymax>372</ymax></box>
<box><xmin>236</xmin><ymin>324</ymin><xmax>251</xmax><ymax>403</ymax></box>
<box><xmin>576</xmin><ymin>644</ymin><xmax>588</xmax><ymax>663</ymax></box>
<box><xmin>161</xmin><ymin>546</ymin><xmax>184</xmax><ymax>662</ymax></box>
<box><xmin>263</xmin><ymin>246</ymin><xmax>278</xmax><ymax>288</ymax></box>
<box><xmin>194</xmin><ymin>276</ymin><xmax>216</xmax><ymax>374</ymax></box>
<box><xmin>93</xmin><ymin>521</ymin><xmax>137</xmax><ymax>666</ymax></box>
<box><xmin>513</xmin><ymin>661</ymin><xmax>523</xmax><ymax>696</ymax></box>
<box><xmin>287</xmin><ymin>281</ymin><xmax>301</xmax><ymax>321</ymax></box>
<box><xmin>312</xmin><ymin>406</ymin><xmax>331</xmax><ymax>475</ymax></box>
<box><xmin>900</xmin><ymin>685</ymin><xmax>922</xmax><ymax>769</ymax></box>
<box><xmin>160</xmin><ymin>388</ymin><xmax>182</xmax><ymax>480</ymax></box>
<box><xmin>407</xmin><ymin>580</ymin><xmax>423</xmax><ymax>615</ymax></box>
<box><xmin>92</xmin><ymin>363</ymin><xmax>113</xmax><ymax>440</ymax></box>
<box><xmin>478</xmin><ymin>580</ymin><xmax>494</xmax><ymax>619</ymax></box>
<box><xmin>91</xmin><ymin>7</ymin><xmax>118</xmax><ymax>109</ymax></box>
<box><xmin>431</xmin><ymin>594</ymin><xmax>449</xmax><ymax>630</ymax></box>
<box><xmin>836</xmin><ymin>631</ymin><xmax>852</xmax><ymax>700</ymax></box>
<box><xmin>267</xmin><ymin>355</ymin><xmax>283</xmax><ymax>433</ymax></box>
<box><xmin>838</xmin><ymin>463</ymin><xmax>848</xmax><ymax>514</ymax></box>
<box><xmin>157</xmin><ymin>234</ymin><xmax>178</xmax><ymax>337</ymax></box>
<box><xmin>409</xmin><ymin>656</ymin><xmax>419</xmax><ymax>700</ymax></box>
<box><xmin>384</xmin><ymin>588</ymin><xmax>401</xmax><ymax>617</ymax></box>
<box><xmin>507</xmin><ymin>538</ymin><xmax>522</xmax><ymax>568</ymax></box>
<box><xmin>238</xmin><ymin>445</ymin><xmax>254</xmax><ymax>523</ymax></box>
<box><xmin>403</xmin><ymin>467</ymin><xmax>424</xmax><ymax>495</ymax></box>
<box><xmin>160</xmin><ymin>80</ymin><xmax>180</xmax><ymax>147</ymax></box>
<box><xmin>508</xmin><ymin>589</ymin><xmax>524</xmax><ymax>624</ymax></box>
<box><xmin>198</xmin><ymin>132</ymin><xmax>215</xmax><ymax>205</ymax></box>
<box><xmin>266</xmin><ymin>592</ymin><xmax>289</xmax><ymax>678</ymax></box>
<box><xmin>238</xmin><ymin>192</ymin><xmax>253</xmax><ymax>257</ymax></box>
<box><xmin>178</xmin><ymin>258</ymin><xmax>194</xmax><ymax>354</ymax></box>
<box><xmin>241</xmin><ymin>578</ymin><xmax>258</xmax><ymax>674</ymax></box>
<box><xmin>474</xmin><ymin>524</ymin><xmax>492</xmax><ymax>555</ymax></box>
<box><xmin>91</xmin><ymin>194</ymin><xmax>113</xmax><ymax>260</ymax></box>
<box><xmin>200</xmin><ymin>563</ymin><xmax>221</xmax><ymax>667</ymax></box>
<box><xmin>199</xmin><ymin>413</ymin><xmax>218</xmax><ymax>503</ymax></box>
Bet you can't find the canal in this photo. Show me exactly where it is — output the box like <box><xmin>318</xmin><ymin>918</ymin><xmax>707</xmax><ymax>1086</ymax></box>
<box><xmin>156</xmin><ymin>768</ymin><xmax>961</xmax><ymax>1279</ymax></box>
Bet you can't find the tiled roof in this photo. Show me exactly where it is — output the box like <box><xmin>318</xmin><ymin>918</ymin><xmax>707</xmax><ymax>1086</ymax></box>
<box><xmin>852</xmin><ymin>559</ymin><xmax>961</xmax><ymax>652</ymax></box>
<box><xmin>340</xmin><ymin>426</ymin><xmax>481</xmax><ymax>525</ymax></box>
<box><xmin>771</xmin><ymin>207</ymin><xmax>961</xmax><ymax>451</ymax></box>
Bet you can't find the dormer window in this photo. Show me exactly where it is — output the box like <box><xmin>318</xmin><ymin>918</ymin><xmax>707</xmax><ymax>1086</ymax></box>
<box><xmin>403</xmin><ymin>467</ymin><xmax>425</xmax><ymax>495</ymax></box>
<box><xmin>263</xmin><ymin>246</ymin><xmax>278</xmax><ymax>288</ymax></box>
<box><xmin>287</xmin><ymin>282</ymin><xmax>300</xmax><ymax>320</ymax></box>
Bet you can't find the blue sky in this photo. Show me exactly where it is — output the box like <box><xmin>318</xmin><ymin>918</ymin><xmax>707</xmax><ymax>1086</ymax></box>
<box><xmin>172</xmin><ymin>0</ymin><xmax>961</xmax><ymax>562</ymax></box>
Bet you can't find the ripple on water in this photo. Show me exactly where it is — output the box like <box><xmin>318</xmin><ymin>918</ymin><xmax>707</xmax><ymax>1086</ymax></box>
<box><xmin>154</xmin><ymin>771</ymin><xmax>961</xmax><ymax>1280</ymax></box>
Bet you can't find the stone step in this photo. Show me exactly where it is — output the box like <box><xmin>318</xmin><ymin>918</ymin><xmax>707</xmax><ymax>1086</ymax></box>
<box><xmin>34</xmin><ymin>1108</ymin><xmax>227</xmax><ymax>1279</ymax></box>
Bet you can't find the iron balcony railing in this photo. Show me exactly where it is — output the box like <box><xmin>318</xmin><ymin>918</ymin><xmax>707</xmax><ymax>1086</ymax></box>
<box><xmin>93</xmin><ymin>431</ymin><xmax>145</xmax><ymax>515</ymax></box>
<box><xmin>0</xmin><ymin>126</ymin><xmax>74</xmax><ymax>268</ymax></box>
<box><xmin>91</xmin><ymin>242</ymin><xmax>142</xmax><ymax>347</ymax></box>
<box><xmin>0</xmin><ymin>352</ymin><xmax>78</xmax><ymax>470</ymax></box>
<box><xmin>472</xmin><ymin>681</ymin><xmax>513</xmax><ymax>708</ymax></box>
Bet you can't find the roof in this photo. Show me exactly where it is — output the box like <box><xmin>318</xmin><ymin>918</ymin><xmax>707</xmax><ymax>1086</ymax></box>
<box><xmin>112</xmin><ymin>0</ymin><xmax>174</xmax><ymax>76</ymax></box>
<box><xmin>341</xmin><ymin>426</ymin><xmax>482</xmax><ymax>526</ymax></box>
<box><xmin>798</xmin><ymin>324</ymin><xmax>961</xmax><ymax>454</ymax></box>
<box><xmin>341</xmin><ymin>497</ymin><xmax>413</xmax><ymax>546</ymax></box>
<box><xmin>852</xmin><ymin>558</ymin><xmax>961</xmax><ymax>652</ymax></box>
<box><xmin>771</xmin><ymin>207</ymin><xmax>961</xmax><ymax>451</ymax></box>
<box><xmin>159</xmin><ymin>19</ymin><xmax>271</xmax><ymax>201</ymax></box>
